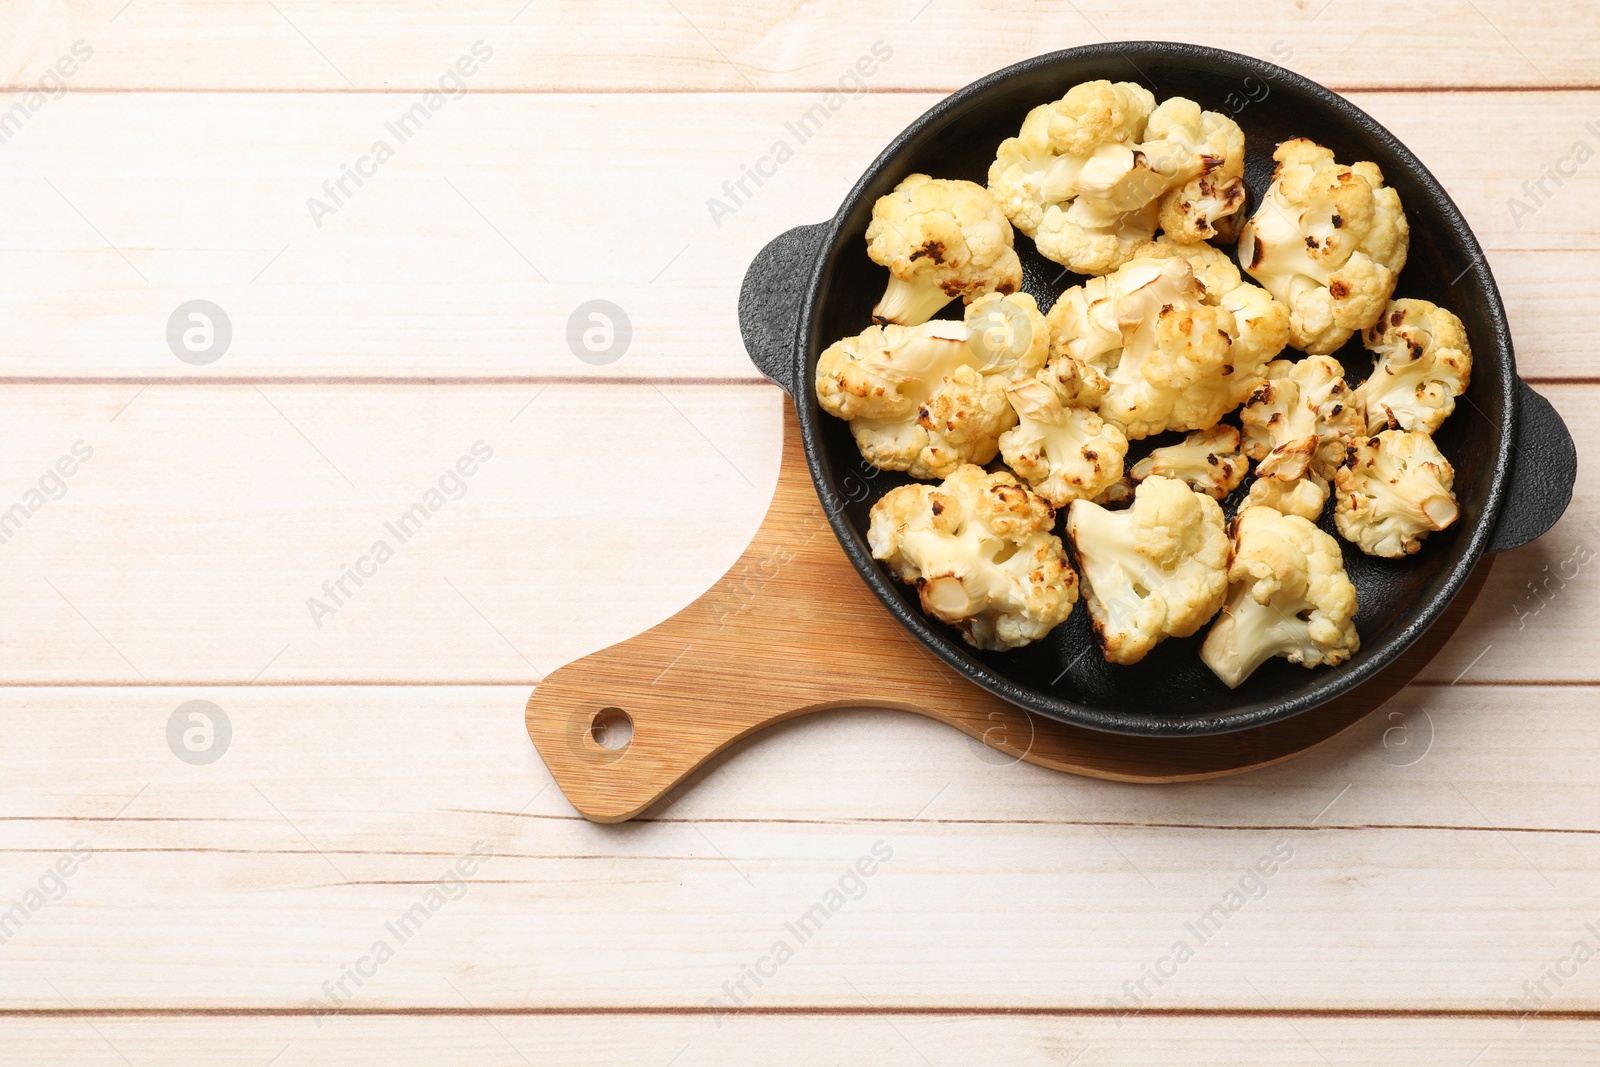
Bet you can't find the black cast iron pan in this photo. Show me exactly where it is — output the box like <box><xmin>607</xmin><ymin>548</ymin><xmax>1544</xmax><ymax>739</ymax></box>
<box><xmin>737</xmin><ymin>42</ymin><xmax>1577</xmax><ymax>737</ymax></box>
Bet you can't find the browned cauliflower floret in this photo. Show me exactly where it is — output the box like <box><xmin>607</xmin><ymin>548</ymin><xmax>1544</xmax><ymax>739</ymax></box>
<box><xmin>1047</xmin><ymin>253</ymin><xmax>1280</xmax><ymax>438</ymax></box>
<box><xmin>815</xmin><ymin>295</ymin><xmax>1048</xmax><ymax>479</ymax></box>
<box><xmin>1065</xmin><ymin>476</ymin><xmax>1230</xmax><ymax>665</ymax></box>
<box><xmin>987</xmin><ymin>80</ymin><xmax>1158</xmax><ymax>275</ymax></box>
<box><xmin>1201</xmin><ymin>506</ymin><xmax>1360</xmax><ymax>688</ymax></box>
<box><xmin>1355</xmin><ymin>298</ymin><xmax>1473</xmax><ymax>434</ymax></box>
<box><xmin>1133</xmin><ymin>237</ymin><xmax>1290</xmax><ymax>372</ymax></box>
<box><xmin>1240</xmin><ymin>355</ymin><xmax>1364</xmax><ymax>482</ymax></box>
<box><xmin>1104</xmin><ymin>425</ymin><xmax>1250</xmax><ymax>504</ymax></box>
<box><xmin>987</xmin><ymin>83</ymin><xmax>1246</xmax><ymax>276</ymax></box>
<box><xmin>1334</xmin><ymin>430</ymin><xmax>1459</xmax><ymax>557</ymax></box>
<box><xmin>1238</xmin><ymin>139</ymin><xmax>1409</xmax><ymax>354</ymax></box>
<box><xmin>1245</xmin><ymin>470</ymin><xmax>1329</xmax><ymax>522</ymax></box>
<box><xmin>998</xmin><ymin>376</ymin><xmax>1129</xmax><ymax>506</ymax></box>
<box><xmin>866</xmin><ymin>174</ymin><xmax>1023</xmax><ymax>326</ymax></box>
<box><xmin>1143</xmin><ymin>97</ymin><xmax>1248</xmax><ymax>243</ymax></box>
<box><xmin>868</xmin><ymin>465</ymin><xmax>1078</xmax><ymax>650</ymax></box>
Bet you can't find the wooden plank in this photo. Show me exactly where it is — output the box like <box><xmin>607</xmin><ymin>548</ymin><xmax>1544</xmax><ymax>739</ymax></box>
<box><xmin>0</xmin><ymin>684</ymin><xmax>1596</xmax><ymax>1009</ymax></box>
<box><xmin>0</xmin><ymin>1014</ymin><xmax>1593</xmax><ymax>1065</ymax></box>
<box><xmin>0</xmin><ymin>383</ymin><xmax>1588</xmax><ymax>685</ymax></box>
<box><xmin>1</xmin><ymin>0</ymin><xmax>1596</xmax><ymax>92</ymax></box>
<box><xmin>0</xmin><ymin>682</ymin><xmax>1595</xmax><ymax>834</ymax></box>
<box><xmin>0</xmin><ymin>92</ymin><xmax>1596</xmax><ymax>380</ymax></box>
<box><xmin>0</xmin><ymin>383</ymin><xmax>781</xmax><ymax>684</ymax></box>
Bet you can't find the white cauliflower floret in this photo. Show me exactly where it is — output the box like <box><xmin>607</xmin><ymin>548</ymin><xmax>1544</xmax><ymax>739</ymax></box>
<box><xmin>815</xmin><ymin>295</ymin><xmax>1048</xmax><ymax>479</ymax></box>
<box><xmin>1240</xmin><ymin>355</ymin><xmax>1364</xmax><ymax>481</ymax></box>
<box><xmin>1065</xmin><ymin>475</ymin><xmax>1230</xmax><ymax>665</ymax></box>
<box><xmin>1201</xmin><ymin>506</ymin><xmax>1360</xmax><ymax>688</ymax></box>
<box><xmin>1047</xmin><ymin>254</ymin><xmax>1276</xmax><ymax>438</ymax></box>
<box><xmin>1114</xmin><ymin>425</ymin><xmax>1250</xmax><ymax>502</ymax></box>
<box><xmin>866</xmin><ymin>174</ymin><xmax>1024</xmax><ymax>326</ymax></box>
<box><xmin>963</xmin><ymin>290</ymin><xmax>1051</xmax><ymax>381</ymax></box>
<box><xmin>1334</xmin><ymin>430</ymin><xmax>1459</xmax><ymax>557</ymax></box>
<box><xmin>1238</xmin><ymin>138</ymin><xmax>1409</xmax><ymax>354</ymax></box>
<box><xmin>1133</xmin><ymin>237</ymin><xmax>1291</xmax><ymax>374</ymax></box>
<box><xmin>999</xmin><ymin>376</ymin><xmax>1129</xmax><ymax>506</ymax></box>
<box><xmin>1355</xmin><ymin>298</ymin><xmax>1473</xmax><ymax>434</ymax></box>
<box><xmin>1245</xmin><ymin>471</ymin><xmax>1329</xmax><ymax>522</ymax></box>
<box><xmin>869</xmin><ymin>465</ymin><xmax>1078</xmax><ymax>650</ymax></box>
<box><xmin>987</xmin><ymin>85</ymin><xmax>1249</xmax><ymax>276</ymax></box>
<box><xmin>987</xmin><ymin>79</ymin><xmax>1159</xmax><ymax>275</ymax></box>
<box><xmin>1143</xmin><ymin>97</ymin><xmax>1247</xmax><ymax>243</ymax></box>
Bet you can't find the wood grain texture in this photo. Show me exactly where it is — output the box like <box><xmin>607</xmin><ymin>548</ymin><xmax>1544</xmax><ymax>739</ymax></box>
<box><xmin>0</xmin><ymin>92</ymin><xmax>1597</xmax><ymax>380</ymax></box>
<box><xmin>0</xmin><ymin>0</ymin><xmax>1594</xmax><ymax>1054</ymax></box>
<box><xmin>0</xmin><ymin>383</ymin><xmax>1587</xmax><ymax>686</ymax></box>
<box><xmin>0</xmin><ymin>0</ymin><xmax>1594</xmax><ymax>91</ymax></box>
<box><xmin>526</xmin><ymin>400</ymin><xmax>1493</xmax><ymax>822</ymax></box>
<box><xmin>0</xmin><ymin>682</ymin><xmax>1594</xmax><ymax>1013</ymax></box>
<box><xmin>0</xmin><ymin>1015</ymin><xmax>1595</xmax><ymax>1066</ymax></box>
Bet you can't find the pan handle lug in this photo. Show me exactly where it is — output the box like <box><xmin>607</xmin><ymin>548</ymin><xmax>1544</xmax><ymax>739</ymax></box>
<box><xmin>1488</xmin><ymin>379</ymin><xmax>1577</xmax><ymax>553</ymax></box>
<box><xmin>737</xmin><ymin>222</ymin><xmax>830</xmax><ymax>397</ymax></box>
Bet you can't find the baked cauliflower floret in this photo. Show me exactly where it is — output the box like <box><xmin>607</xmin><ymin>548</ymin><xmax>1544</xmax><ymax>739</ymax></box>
<box><xmin>1238</xmin><ymin>138</ymin><xmax>1409</xmax><ymax>355</ymax></box>
<box><xmin>987</xmin><ymin>85</ymin><xmax>1250</xmax><ymax>276</ymax></box>
<box><xmin>963</xmin><ymin>290</ymin><xmax>1051</xmax><ymax>380</ymax></box>
<box><xmin>998</xmin><ymin>376</ymin><xmax>1129</xmax><ymax>506</ymax></box>
<box><xmin>1240</xmin><ymin>356</ymin><xmax>1363</xmax><ymax>482</ymax></box>
<box><xmin>1355</xmin><ymin>298</ymin><xmax>1473</xmax><ymax>434</ymax></box>
<box><xmin>869</xmin><ymin>465</ymin><xmax>1077</xmax><ymax>650</ymax></box>
<box><xmin>816</xmin><ymin>295</ymin><xmax>1049</xmax><ymax>479</ymax></box>
<box><xmin>1133</xmin><ymin>237</ymin><xmax>1291</xmax><ymax>373</ymax></box>
<box><xmin>1143</xmin><ymin>97</ymin><xmax>1247</xmax><ymax>243</ymax></box>
<box><xmin>1245</xmin><ymin>471</ymin><xmax>1330</xmax><ymax>522</ymax></box>
<box><xmin>1065</xmin><ymin>476</ymin><xmax>1230</xmax><ymax>665</ymax></box>
<box><xmin>866</xmin><ymin>174</ymin><xmax>1023</xmax><ymax>326</ymax></box>
<box><xmin>1127</xmin><ymin>425</ymin><xmax>1250</xmax><ymax>500</ymax></box>
<box><xmin>987</xmin><ymin>79</ymin><xmax>1159</xmax><ymax>275</ymax></box>
<box><xmin>1048</xmin><ymin>255</ymin><xmax>1273</xmax><ymax>438</ymax></box>
<box><xmin>1200</xmin><ymin>506</ymin><xmax>1360</xmax><ymax>688</ymax></box>
<box><xmin>1334</xmin><ymin>430</ymin><xmax>1459</xmax><ymax>557</ymax></box>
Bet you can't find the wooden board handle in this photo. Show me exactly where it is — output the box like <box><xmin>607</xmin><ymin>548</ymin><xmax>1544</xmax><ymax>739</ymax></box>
<box><xmin>526</xmin><ymin>399</ymin><xmax>1490</xmax><ymax>822</ymax></box>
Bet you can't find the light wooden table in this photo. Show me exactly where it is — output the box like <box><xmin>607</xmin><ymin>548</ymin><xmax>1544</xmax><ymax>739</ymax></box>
<box><xmin>0</xmin><ymin>1</ymin><xmax>1595</xmax><ymax>1062</ymax></box>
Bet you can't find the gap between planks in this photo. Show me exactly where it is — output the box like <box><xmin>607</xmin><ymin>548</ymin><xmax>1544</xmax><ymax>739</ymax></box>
<box><xmin>0</xmin><ymin>1006</ymin><xmax>1593</xmax><ymax>1020</ymax></box>
<box><xmin>0</xmin><ymin>84</ymin><xmax>1596</xmax><ymax>96</ymax></box>
<box><xmin>0</xmin><ymin>678</ymin><xmax>1587</xmax><ymax>687</ymax></box>
<box><xmin>0</xmin><ymin>376</ymin><xmax>1593</xmax><ymax>387</ymax></box>
<box><xmin>2</xmin><ymin>820</ymin><xmax>1600</xmax><ymax>838</ymax></box>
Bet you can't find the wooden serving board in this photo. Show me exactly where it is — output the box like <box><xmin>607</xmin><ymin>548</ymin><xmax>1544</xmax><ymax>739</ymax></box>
<box><xmin>526</xmin><ymin>399</ymin><xmax>1490</xmax><ymax>823</ymax></box>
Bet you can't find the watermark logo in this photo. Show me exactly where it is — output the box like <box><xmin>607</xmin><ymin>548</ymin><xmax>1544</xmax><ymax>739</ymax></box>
<box><xmin>1377</xmin><ymin>706</ymin><xmax>1433</xmax><ymax>768</ymax></box>
<box><xmin>1106</xmin><ymin>840</ymin><xmax>1294</xmax><ymax>1019</ymax></box>
<box><xmin>167</xmin><ymin>700</ymin><xmax>231</xmax><ymax>765</ymax></box>
<box><xmin>1506</xmin><ymin>922</ymin><xmax>1600</xmax><ymax>1026</ymax></box>
<box><xmin>566</xmin><ymin>300</ymin><xmax>631</xmax><ymax>365</ymax></box>
<box><xmin>0</xmin><ymin>40</ymin><xmax>93</xmax><ymax>147</ymax></box>
<box><xmin>306</xmin><ymin>441</ymin><xmax>494</xmax><ymax>628</ymax></box>
<box><xmin>307</xmin><ymin>842</ymin><xmax>495</xmax><ymax>1025</ymax></box>
<box><xmin>306</xmin><ymin>41</ymin><xmax>493</xmax><ymax>228</ymax></box>
<box><xmin>1507</xmin><ymin>121</ymin><xmax>1600</xmax><ymax>229</ymax></box>
<box><xmin>965</xmin><ymin>709</ymin><xmax>1035</xmax><ymax>767</ymax></box>
<box><xmin>167</xmin><ymin>300</ymin><xmax>232</xmax><ymax>365</ymax></box>
<box><xmin>706</xmin><ymin>41</ymin><xmax>893</xmax><ymax>228</ymax></box>
<box><xmin>0</xmin><ymin>441</ymin><xmax>93</xmax><ymax>547</ymax></box>
<box><xmin>967</xmin><ymin>296</ymin><xmax>1035</xmax><ymax>373</ymax></box>
<box><xmin>706</xmin><ymin>840</ymin><xmax>894</xmax><ymax>1026</ymax></box>
<box><xmin>0</xmin><ymin>843</ymin><xmax>93</xmax><ymax>947</ymax></box>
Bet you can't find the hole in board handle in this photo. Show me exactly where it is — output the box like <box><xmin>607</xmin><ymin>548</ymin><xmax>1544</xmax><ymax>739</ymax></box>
<box><xmin>591</xmin><ymin>708</ymin><xmax>633</xmax><ymax>751</ymax></box>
